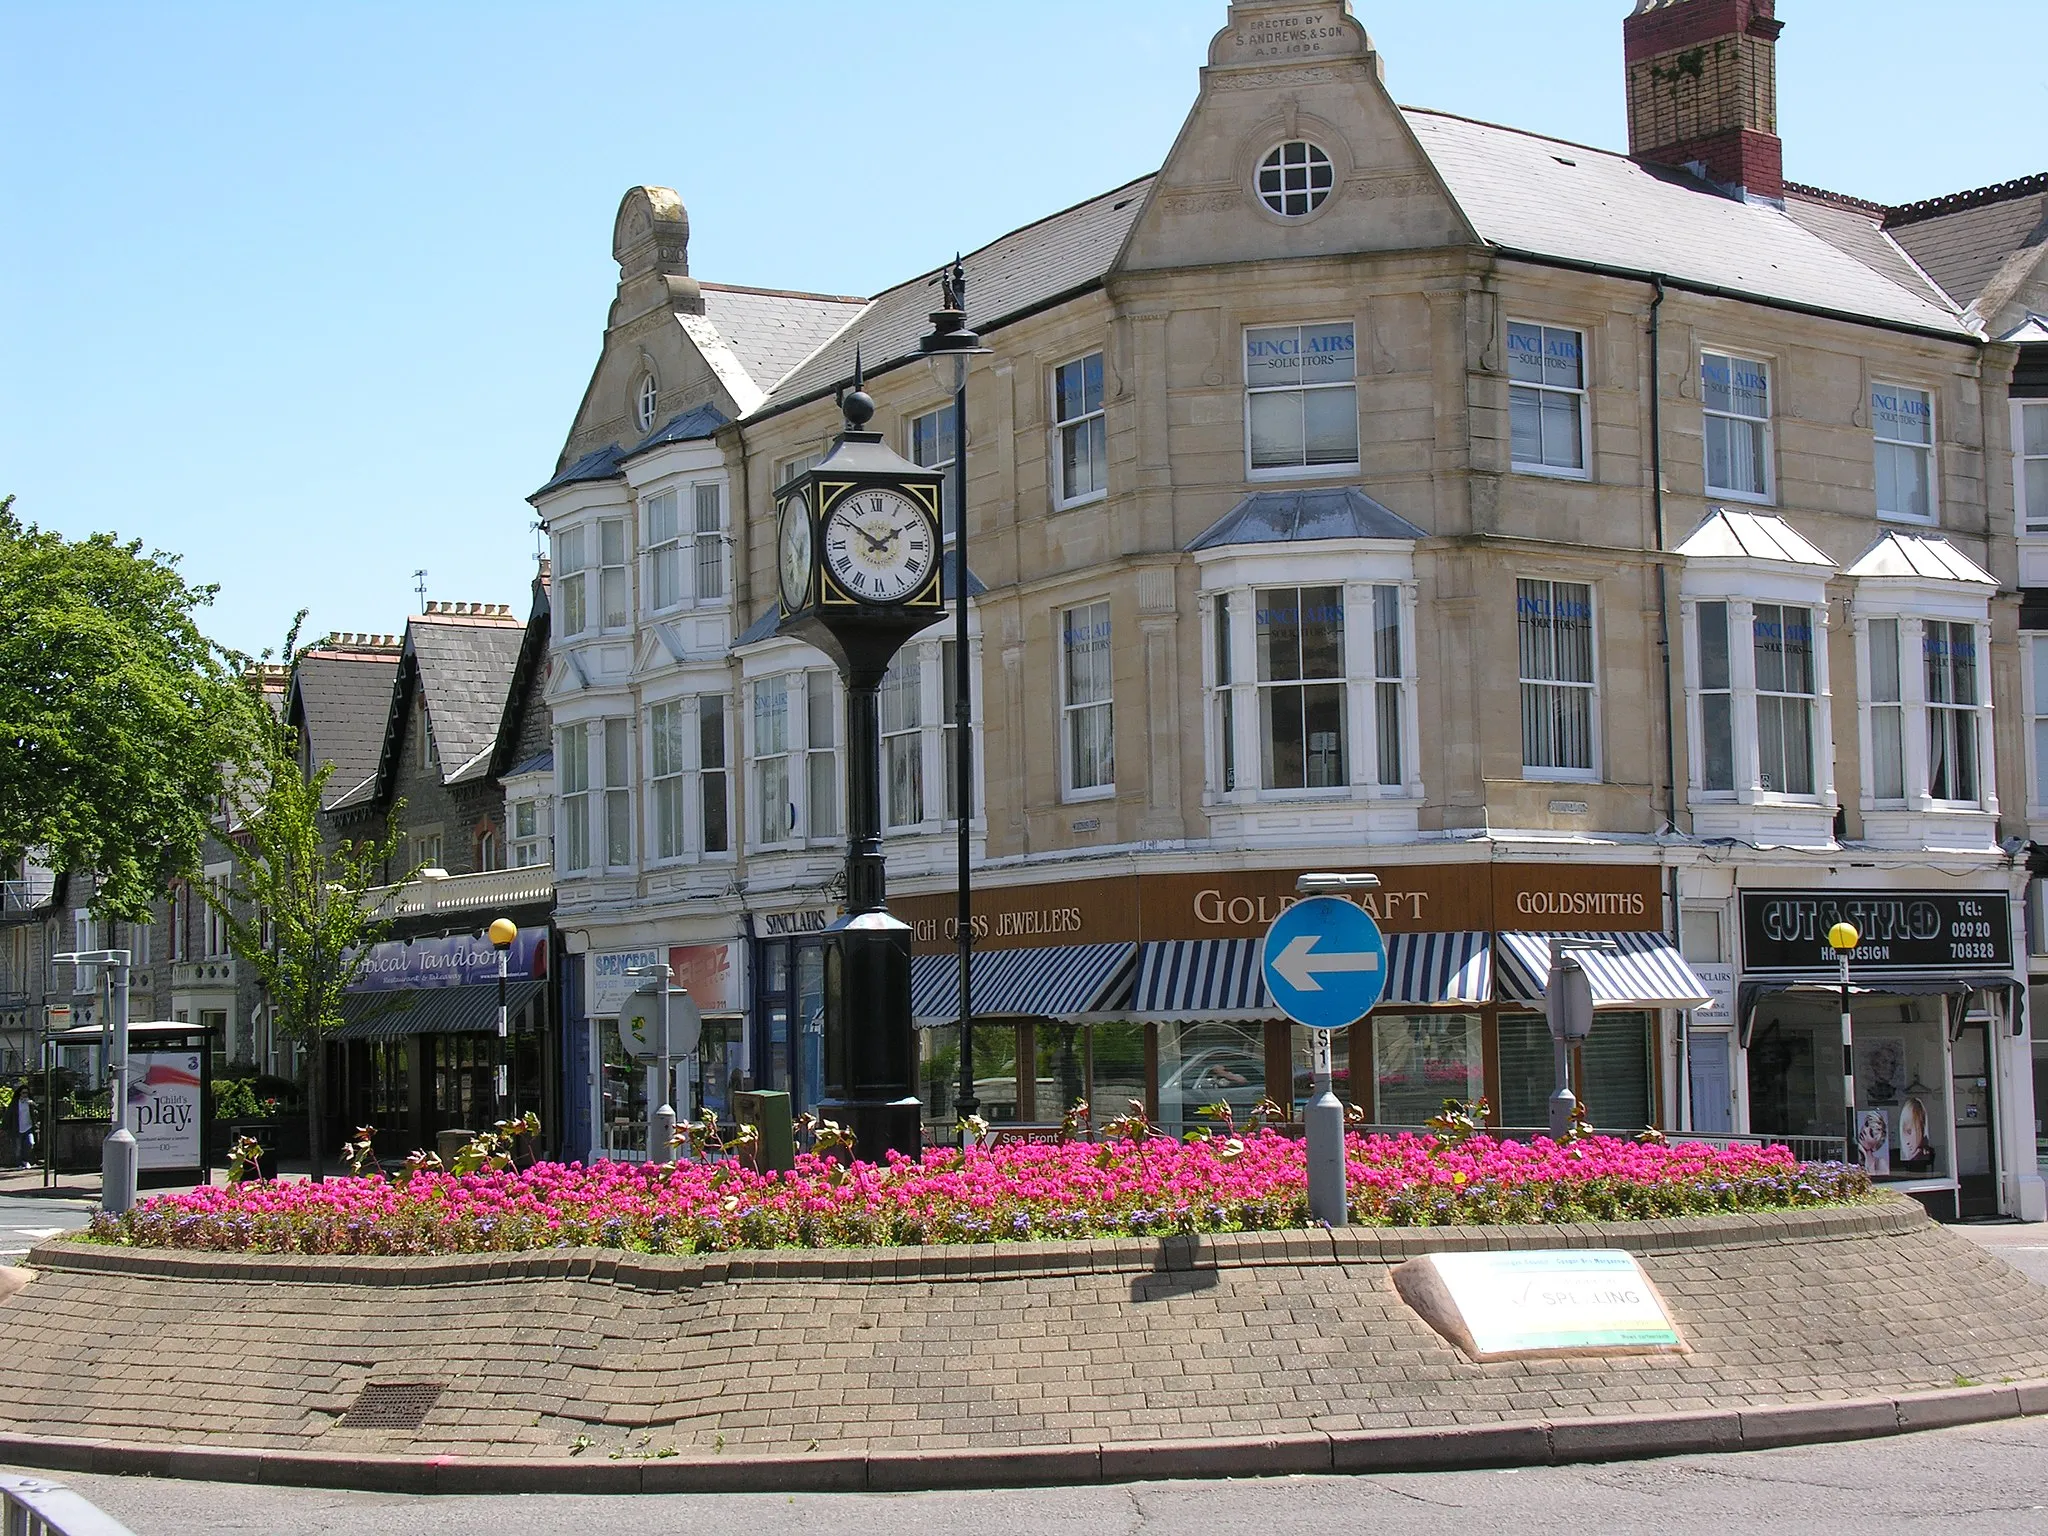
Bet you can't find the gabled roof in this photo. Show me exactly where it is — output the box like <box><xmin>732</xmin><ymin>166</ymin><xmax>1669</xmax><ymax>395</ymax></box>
<box><xmin>1885</xmin><ymin>174</ymin><xmax>2048</xmax><ymax>310</ymax></box>
<box><xmin>1781</xmin><ymin>192</ymin><xmax>1954</xmax><ymax>314</ymax></box>
<box><xmin>1845</xmin><ymin>533</ymin><xmax>1996</xmax><ymax>585</ymax></box>
<box><xmin>699</xmin><ymin>284</ymin><xmax>866</xmax><ymax>393</ymax></box>
<box><xmin>1187</xmin><ymin>487</ymin><xmax>1427</xmax><ymax>551</ymax></box>
<box><xmin>487</xmin><ymin>571</ymin><xmax>553</xmax><ymax>781</ymax></box>
<box><xmin>289</xmin><ymin>646</ymin><xmax>402</xmax><ymax>810</ymax></box>
<box><xmin>1402</xmin><ymin>109</ymin><xmax>1974</xmax><ymax>338</ymax></box>
<box><xmin>532</xmin><ymin>442</ymin><xmax>626</xmax><ymax>499</ymax></box>
<box><xmin>2001</xmin><ymin>314</ymin><xmax>2048</xmax><ymax>344</ymax></box>
<box><xmin>407</xmin><ymin>612</ymin><xmax>527</xmax><ymax>788</ymax></box>
<box><xmin>757</xmin><ymin>176</ymin><xmax>1155</xmax><ymax>417</ymax></box>
<box><xmin>1674</xmin><ymin>509</ymin><xmax>1834</xmax><ymax>567</ymax></box>
<box><xmin>627</xmin><ymin>402</ymin><xmax>730</xmax><ymax>458</ymax></box>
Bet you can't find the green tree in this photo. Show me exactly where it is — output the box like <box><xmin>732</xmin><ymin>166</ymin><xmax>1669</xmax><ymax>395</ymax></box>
<box><xmin>0</xmin><ymin>494</ymin><xmax>252</xmax><ymax>919</ymax></box>
<box><xmin>203</xmin><ymin>620</ymin><xmax>409</xmax><ymax>1179</ymax></box>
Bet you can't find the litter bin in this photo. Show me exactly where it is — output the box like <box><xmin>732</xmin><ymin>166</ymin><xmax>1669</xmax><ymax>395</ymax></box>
<box><xmin>732</xmin><ymin>1090</ymin><xmax>794</xmax><ymax>1174</ymax></box>
<box><xmin>436</xmin><ymin>1129</ymin><xmax>472</xmax><ymax>1167</ymax></box>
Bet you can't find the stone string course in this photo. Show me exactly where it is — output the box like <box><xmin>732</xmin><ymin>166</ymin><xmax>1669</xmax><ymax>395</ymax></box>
<box><xmin>2</xmin><ymin>1199</ymin><xmax>2045</xmax><ymax>1490</ymax></box>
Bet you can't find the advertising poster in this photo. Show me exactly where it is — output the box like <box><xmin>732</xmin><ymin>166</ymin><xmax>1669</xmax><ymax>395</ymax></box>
<box><xmin>1856</xmin><ymin>1109</ymin><xmax>1892</xmax><ymax>1176</ymax></box>
<box><xmin>130</xmin><ymin>1052</ymin><xmax>203</xmax><ymax>1171</ymax></box>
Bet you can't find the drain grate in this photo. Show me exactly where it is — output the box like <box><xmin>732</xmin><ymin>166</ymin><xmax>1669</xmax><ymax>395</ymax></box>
<box><xmin>339</xmin><ymin>1381</ymin><xmax>445</xmax><ymax>1430</ymax></box>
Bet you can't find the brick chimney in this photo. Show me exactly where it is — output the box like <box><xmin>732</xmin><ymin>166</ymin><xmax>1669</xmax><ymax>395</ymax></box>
<box><xmin>1624</xmin><ymin>0</ymin><xmax>1785</xmax><ymax>202</ymax></box>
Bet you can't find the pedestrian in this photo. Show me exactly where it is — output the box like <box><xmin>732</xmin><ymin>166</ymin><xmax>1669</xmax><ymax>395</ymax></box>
<box><xmin>18</xmin><ymin>1080</ymin><xmax>37</xmax><ymax>1168</ymax></box>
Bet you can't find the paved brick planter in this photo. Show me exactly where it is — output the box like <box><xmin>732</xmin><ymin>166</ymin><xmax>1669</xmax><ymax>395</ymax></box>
<box><xmin>3</xmin><ymin>1196</ymin><xmax>2044</xmax><ymax>1493</ymax></box>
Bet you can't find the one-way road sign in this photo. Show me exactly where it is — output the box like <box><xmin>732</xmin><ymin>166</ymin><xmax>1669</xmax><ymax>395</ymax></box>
<box><xmin>1262</xmin><ymin>896</ymin><xmax>1388</xmax><ymax>1030</ymax></box>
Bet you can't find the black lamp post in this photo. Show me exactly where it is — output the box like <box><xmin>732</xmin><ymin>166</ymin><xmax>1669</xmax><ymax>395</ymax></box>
<box><xmin>919</xmin><ymin>258</ymin><xmax>989</xmax><ymax>1138</ymax></box>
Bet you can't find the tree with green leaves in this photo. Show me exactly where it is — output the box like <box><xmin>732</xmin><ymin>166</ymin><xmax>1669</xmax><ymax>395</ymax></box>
<box><xmin>0</xmin><ymin>494</ymin><xmax>252</xmax><ymax>920</ymax></box>
<box><xmin>204</xmin><ymin>619</ymin><xmax>410</xmax><ymax>1180</ymax></box>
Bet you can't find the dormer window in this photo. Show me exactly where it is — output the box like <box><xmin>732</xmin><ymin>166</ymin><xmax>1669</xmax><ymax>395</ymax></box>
<box><xmin>1257</xmin><ymin>141</ymin><xmax>1333</xmax><ymax>217</ymax></box>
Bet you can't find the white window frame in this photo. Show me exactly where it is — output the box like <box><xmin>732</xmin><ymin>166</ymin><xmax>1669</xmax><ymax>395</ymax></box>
<box><xmin>1060</xmin><ymin>601</ymin><xmax>1115</xmax><ymax>802</ymax></box>
<box><xmin>880</xmin><ymin>655</ymin><xmax>926</xmax><ymax>830</ymax></box>
<box><xmin>804</xmin><ymin>670</ymin><xmax>841</xmax><ymax>845</ymax></box>
<box><xmin>1701</xmin><ymin>349</ymin><xmax>1775</xmax><ymax>504</ymax></box>
<box><xmin>601</xmin><ymin>719</ymin><xmax>632</xmax><ymax>870</ymax></box>
<box><xmin>2030</xmin><ymin>634</ymin><xmax>2048</xmax><ymax>817</ymax></box>
<box><xmin>2017</xmin><ymin>400</ymin><xmax>2048</xmax><ymax>538</ymax></box>
<box><xmin>1243</xmin><ymin>321</ymin><xmax>1359</xmax><ymax>482</ymax></box>
<box><xmin>1750</xmin><ymin>602</ymin><xmax>1821</xmax><ymax>799</ymax></box>
<box><xmin>1922</xmin><ymin>618</ymin><xmax>1984</xmax><ymax>808</ymax></box>
<box><xmin>1683</xmin><ymin>591</ymin><xmax>1832</xmax><ymax>807</ymax></box>
<box><xmin>1507</xmin><ymin>320</ymin><xmax>1591</xmax><ymax>480</ymax></box>
<box><xmin>555</xmin><ymin>525</ymin><xmax>589</xmax><ymax>638</ymax></box>
<box><xmin>751</xmin><ymin>676</ymin><xmax>795</xmax><ymax>848</ymax></box>
<box><xmin>635</xmin><ymin>373</ymin><xmax>659</xmax><ymax>434</ymax></box>
<box><xmin>774</xmin><ymin>451</ymin><xmax>822</xmax><ymax>491</ymax></box>
<box><xmin>1693</xmin><ymin>600</ymin><xmax>1736</xmax><ymax>796</ymax></box>
<box><xmin>1053</xmin><ymin>352</ymin><xmax>1108</xmax><ymax>508</ymax></box>
<box><xmin>697</xmin><ymin>692</ymin><xmax>732</xmax><ymax>857</ymax></box>
<box><xmin>909</xmin><ymin>405</ymin><xmax>958</xmax><ymax>541</ymax></box>
<box><xmin>510</xmin><ymin>794</ymin><xmax>552</xmax><ymax>869</ymax></box>
<box><xmin>596</xmin><ymin>518</ymin><xmax>630</xmax><ymax>633</ymax></box>
<box><xmin>201</xmin><ymin>867</ymin><xmax>230</xmax><ymax>958</ymax></box>
<box><xmin>692</xmin><ymin>483</ymin><xmax>726</xmax><ymax>602</ymax></box>
<box><xmin>1871</xmin><ymin>380</ymin><xmax>1937</xmax><ymax>525</ymax></box>
<box><xmin>1255</xmin><ymin>140</ymin><xmax>1334</xmax><ymax>218</ymax></box>
<box><xmin>1866</xmin><ymin>616</ymin><xmax>1907</xmax><ymax>806</ymax></box>
<box><xmin>1853</xmin><ymin>595</ymin><xmax>1992</xmax><ymax>820</ymax></box>
<box><xmin>648</xmin><ymin>697</ymin><xmax>689</xmax><ymax>863</ymax></box>
<box><xmin>1517</xmin><ymin>578</ymin><xmax>1600</xmax><ymax>782</ymax></box>
<box><xmin>1251</xmin><ymin>584</ymin><xmax>1350</xmax><ymax>794</ymax></box>
<box><xmin>557</xmin><ymin>722</ymin><xmax>592</xmax><ymax>873</ymax></box>
<box><xmin>644</xmin><ymin>489</ymin><xmax>685</xmax><ymax>613</ymax></box>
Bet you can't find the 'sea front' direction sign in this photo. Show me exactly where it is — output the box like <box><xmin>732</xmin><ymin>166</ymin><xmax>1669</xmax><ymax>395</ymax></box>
<box><xmin>1260</xmin><ymin>895</ymin><xmax>1387</xmax><ymax>1029</ymax></box>
<box><xmin>1394</xmin><ymin>1249</ymin><xmax>1687</xmax><ymax>1361</ymax></box>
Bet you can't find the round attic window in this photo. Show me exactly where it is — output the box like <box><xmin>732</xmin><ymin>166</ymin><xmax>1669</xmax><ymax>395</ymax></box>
<box><xmin>1257</xmin><ymin>141</ymin><xmax>1334</xmax><ymax>218</ymax></box>
<box><xmin>634</xmin><ymin>373</ymin><xmax>659</xmax><ymax>433</ymax></box>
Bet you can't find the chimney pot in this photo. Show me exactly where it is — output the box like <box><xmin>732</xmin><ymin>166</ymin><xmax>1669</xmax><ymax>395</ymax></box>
<box><xmin>1623</xmin><ymin>0</ymin><xmax>1783</xmax><ymax>202</ymax></box>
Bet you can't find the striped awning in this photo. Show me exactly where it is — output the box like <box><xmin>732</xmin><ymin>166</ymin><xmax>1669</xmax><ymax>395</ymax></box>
<box><xmin>1494</xmin><ymin>932</ymin><xmax>1712</xmax><ymax>1010</ymax></box>
<box><xmin>332</xmin><ymin>981</ymin><xmax>544</xmax><ymax>1042</ymax></box>
<box><xmin>910</xmin><ymin>943</ymin><xmax>1137</xmax><ymax>1027</ymax></box>
<box><xmin>1130</xmin><ymin>932</ymin><xmax>1493</xmax><ymax>1020</ymax></box>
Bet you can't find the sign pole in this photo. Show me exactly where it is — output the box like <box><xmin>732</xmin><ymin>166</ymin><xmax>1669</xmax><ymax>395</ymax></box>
<box><xmin>1304</xmin><ymin>1024</ymin><xmax>1345</xmax><ymax>1226</ymax></box>
<box><xmin>59</xmin><ymin>949</ymin><xmax>137</xmax><ymax>1215</ymax></box>
<box><xmin>1829</xmin><ymin>922</ymin><xmax>1860</xmax><ymax>1167</ymax></box>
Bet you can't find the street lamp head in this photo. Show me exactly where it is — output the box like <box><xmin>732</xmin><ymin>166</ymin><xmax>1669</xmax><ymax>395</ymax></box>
<box><xmin>1828</xmin><ymin>921</ymin><xmax>1861</xmax><ymax>953</ymax></box>
<box><xmin>488</xmin><ymin>918</ymin><xmax>518</xmax><ymax>950</ymax></box>
<box><xmin>919</xmin><ymin>256</ymin><xmax>988</xmax><ymax>376</ymax></box>
<box><xmin>1295</xmin><ymin>872</ymin><xmax>1381</xmax><ymax>894</ymax></box>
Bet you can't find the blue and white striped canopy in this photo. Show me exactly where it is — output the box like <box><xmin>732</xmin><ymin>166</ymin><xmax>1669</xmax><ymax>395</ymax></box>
<box><xmin>1130</xmin><ymin>931</ymin><xmax>1492</xmax><ymax>1020</ymax></box>
<box><xmin>909</xmin><ymin>942</ymin><xmax>1138</xmax><ymax>1027</ymax></box>
<box><xmin>1493</xmin><ymin>931</ymin><xmax>1712</xmax><ymax>1009</ymax></box>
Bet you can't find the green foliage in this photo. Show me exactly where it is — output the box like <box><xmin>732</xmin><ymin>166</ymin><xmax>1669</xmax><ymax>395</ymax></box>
<box><xmin>209</xmin><ymin>1077</ymin><xmax>279</xmax><ymax>1121</ymax></box>
<box><xmin>0</xmin><ymin>494</ymin><xmax>253</xmax><ymax>919</ymax></box>
<box><xmin>224</xmin><ymin>1134</ymin><xmax>266</xmax><ymax>1184</ymax></box>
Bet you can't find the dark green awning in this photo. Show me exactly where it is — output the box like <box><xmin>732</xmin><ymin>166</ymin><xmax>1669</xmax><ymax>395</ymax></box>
<box><xmin>332</xmin><ymin>981</ymin><xmax>543</xmax><ymax>1042</ymax></box>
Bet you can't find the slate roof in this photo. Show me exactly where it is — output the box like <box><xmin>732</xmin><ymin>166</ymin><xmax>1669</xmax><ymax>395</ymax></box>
<box><xmin>532</xmin><ymin>442</ymin><xmax>626</xmax><ymax>498</ymax></box>
<box><xmin>1674</xmin><ymin>508</ymin><xmax>1834</xmax><ymax>567</ymax></box>
<box><xmin>291</xmin><ymin>650</ymin><xmax>401</xmax><ymax>810</ymax></box>
<box><xmin>627</xmin><ymin>402</ymin><xmax>729</xmax><ymax>457</ymax></box>
<box><xmin>1845</xmin><ymin>532</ymin><xmax>1996</xmax><ymax>585</ymax></box>
<box><xmin>699</xmin><ymin>285</ymin><xmax>865</xmax><ymax>393</ymax></box>
<box><xmin>1780</xmin><ymin>192</ymin><xmax>1954</xmax><ymax>314</ymax></box>
<box><xmin>503</xmin><ymin>750</ymin><xmax>553</xmax><ymax>780</ymax></box>
<box><xmin>407</xmin><ymin>613</ymin><xmax>527</xmax><ymax>790</ymax></box>
<box><xmin>1187</xmin><ymin>487</ymin><xmax>1428</xmax><ymax>550</ymax></box>
<box><xmin>758</xmin><ymin>176</ymin><xmax>1155</xmax><ymax>416</ymax></box>
<box><xmin>1885</xmin><ymin>175</ymin><xmax>2048</xmax><ymax>310</ymax></box>
<box><xmin>1401</xmin><ymin>109</ymin><xmax>1974</xmax><ymax>338</ymax></box>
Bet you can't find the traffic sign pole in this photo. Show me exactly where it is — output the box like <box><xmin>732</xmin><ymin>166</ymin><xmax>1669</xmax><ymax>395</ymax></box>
<box><xmin>1263</xmin><ymin>883</ymin><xmax>1386</xmax><ymax>1230</ymax></box>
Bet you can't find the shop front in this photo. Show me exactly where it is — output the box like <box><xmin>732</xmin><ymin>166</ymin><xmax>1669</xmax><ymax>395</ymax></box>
<box><xmin>331</xmin><ymin>927</ymin><xmax>556</xmax><ymax>1158</ymax></box>
<box><xmin>893</xmin><ymin>861</ymin><xmax>1709</xmax><ymax>1142</ymax></box>
<box><xmin>585</xmin><ymin>937</ymin><xmax>746</xmax><ymax>1161</ymax></box>
<box><xmin>1736</xmin><ymin>887</ymin><xmax>2028</xmax><ymax>1219</ymax></box>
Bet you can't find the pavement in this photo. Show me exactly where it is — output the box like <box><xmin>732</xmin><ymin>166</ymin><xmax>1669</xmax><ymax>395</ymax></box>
<box><xmin>1949</xmin><ymin>1219</ymin><xmax>2048</xmax><ymax>1286</ymax></box>
<box><xmin>13</xmin><ymin>1417</ymin><xmax>2048</xmax><ymax>1534</ymax></box>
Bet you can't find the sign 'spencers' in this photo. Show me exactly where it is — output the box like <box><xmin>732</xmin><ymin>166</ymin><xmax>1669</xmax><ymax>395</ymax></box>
<box><xmin>1261</xmin><ymin>895</ymin><xmax>1387</xmax><ymax>1030</ymax></box>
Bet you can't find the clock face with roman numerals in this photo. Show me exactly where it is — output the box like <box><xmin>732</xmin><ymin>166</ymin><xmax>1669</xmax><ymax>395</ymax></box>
<box><xmin>822</xmin><ymin>487</ymin><xmax>936</xmax><ymax>605</ymax></box>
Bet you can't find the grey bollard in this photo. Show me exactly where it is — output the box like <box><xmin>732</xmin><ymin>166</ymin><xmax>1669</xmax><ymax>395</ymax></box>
<box><xmin>1304</xmin><ymin>1081</ymin><xmax>1348</xmax><ymax>1228</ymax></box>
<box><xmin>101</xmin><ymin>1127</ymin><xmax>138</xmax><ymax>1215</ymax></box>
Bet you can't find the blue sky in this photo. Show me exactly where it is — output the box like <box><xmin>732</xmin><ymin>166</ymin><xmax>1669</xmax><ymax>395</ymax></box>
<box><xmin>4</xmin><ymin>1</ymin><xmax>2039</xmax><ymax>657</ymax></box>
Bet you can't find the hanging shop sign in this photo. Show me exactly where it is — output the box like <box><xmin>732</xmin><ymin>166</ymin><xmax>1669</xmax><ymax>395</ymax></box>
<box><xmin>1741</xmin><ymin>890</ymin><xmax>2011</xmax><ymax>974</ymax></box>
<box><xmin>668</xmin><ymin>943</ymin><xmax>739</xmax><ymax>1014</ymax></box>
<box><xmin>587</xmin><ymin>948</ymin><xmax>662</xmax><ymax>1019</ymax></box>
<box><xmin>348</xmin><ymin>929</ymin><xmax>548</xmax><ymax>992</ymax></box>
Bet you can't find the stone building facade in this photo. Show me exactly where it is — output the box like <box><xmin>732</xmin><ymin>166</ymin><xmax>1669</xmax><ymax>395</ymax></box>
<box><xmin>534</xmin><ymin>0</ymin><xmax>2043</xmax><ymax>1216</ymax></box>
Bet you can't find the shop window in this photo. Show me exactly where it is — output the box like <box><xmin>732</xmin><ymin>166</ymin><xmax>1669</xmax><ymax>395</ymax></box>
<box><xmin>1055</xmin><ymin>353</ymin><xmax>1107</xmax><ymax>506</ymax></box>
<box><xmin>1508</xmin><ymin>322</ymin><xmax>1587</xmax><ymax>477</ymax></box>
<box><xmin>1872</xmin><ymin>383</ymin><xmax>1935</xmax><ymax>523</ymax></box>
<box><xmin>1061</xmin><ymin>603</ymin><xmax>1114</xmax><ymax>798</ymax></box>
<box><xmin>1371</xmin><ymin>1014</ymin><xmax>1483</xmax><ymax>1126</ymax></box>
<box><xmin>1753</xmin><ymin>603</ymin><xmax>1817</xmax><ymax>796</ymax></box>
<box><xmin>2019</xmin><ymin>402</ymin><xmax>2048</xmax><ymax>536</ymax></box>
<box><xmin>1924</xmin><ymin>620</ymin><xmax>1981</xmax><ymax>805</ymax></box>
<box><xmin>1245</xmin><ymin>322</ymin><xmax>1357</xmax><ymax>476</ymax></box>
<box><xmin>918</xmin><ymin>1023</ymin><xmax>1021</xmax><ymax>1129</ymax></box>
<box><xmin>909</xmin><ymin>403</ymin><xmax>958</xmax><ymax>539</ymax></box>
<box><xmin>1702</xmin><ymin>351</ymin><xmax>1772</xmax><ymax>501</ymax></box>
<box><xmin>1748</xmin><ymin>994</ymin><xmax>1950</xmax><ymax>1178</ymax></box>
<box><xmin>1157</xmin><ymin>1020</ymin><xmax>1268</xmax><ymax>1135</ymax></box>
<box><xmin>1497</xmin><ymin>1011</ymin><xmax>1651</xmax><ymax>1131</ymax></box>
<box><xmin>1517</xmin><ymin>579</ymin><xmax>1597</xmax><ymax>777</ymax></box>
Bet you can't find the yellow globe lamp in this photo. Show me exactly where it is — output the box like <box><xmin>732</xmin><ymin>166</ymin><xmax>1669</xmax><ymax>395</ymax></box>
<box><xmin>1827</xmin><ymin>922</ymin><xmax>1860</xmax><ymax>953</ymax></box>
<box><xmin>488</xmin><ymin>918</ymin><xmax>519</xmax><ymax>949</ymax></box>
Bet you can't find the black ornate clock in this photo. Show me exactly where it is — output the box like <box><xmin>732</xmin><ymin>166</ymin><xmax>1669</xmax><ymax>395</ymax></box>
<box><xmin>772</xmin><ymin>374</ymin><xmax>945</xmax><ymax>1162</ymax></box>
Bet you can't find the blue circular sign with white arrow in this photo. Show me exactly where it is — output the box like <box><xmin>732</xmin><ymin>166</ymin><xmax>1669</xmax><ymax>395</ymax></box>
<box><xmin>1261</xmin><ymin>896</ymin><xmax>1388</xmax><ymax>1030</ymax></box>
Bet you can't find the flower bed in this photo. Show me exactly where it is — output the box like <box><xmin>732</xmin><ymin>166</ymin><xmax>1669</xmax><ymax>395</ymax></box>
<box><xmin>82</xmin><ymin>1132</ymin><xmax>1872</xmax><ymax>1257</ymax></box>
